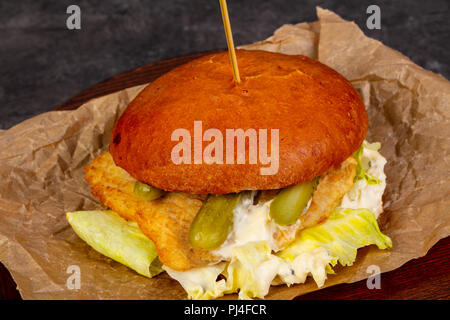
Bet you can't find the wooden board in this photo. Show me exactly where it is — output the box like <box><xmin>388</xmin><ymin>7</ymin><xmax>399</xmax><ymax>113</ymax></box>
<box><xmin>1</xmin><ymin>51</ymin><xmax>449</xmax><ymax>300</ymax></box>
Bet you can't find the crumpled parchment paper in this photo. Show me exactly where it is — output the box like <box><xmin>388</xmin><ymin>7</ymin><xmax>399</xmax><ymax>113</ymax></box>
<box><xmin>0</xmin><ymin>8</ymin><xmax>449</xmax><ymax>299</ymax></box>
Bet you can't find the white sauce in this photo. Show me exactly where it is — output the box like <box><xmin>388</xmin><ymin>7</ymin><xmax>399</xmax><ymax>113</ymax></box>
<box><xmin>277</xmin><ymin>247</ymin><xmax>331</xmax><ymax>287</ymax></box>
<box><xmin>340</xmin><ymin>146</ymin><xmax>386</xmax><ymax>218</ymax></box>
<box><xmin>211</xmin><ymin>192</ymin><xmax>304</xmax><ymax>259</ymax></box>
<box><xmin>212</xmin><ymin>193</ymin><xmax>277</xmax><ymax>258</ymax></box>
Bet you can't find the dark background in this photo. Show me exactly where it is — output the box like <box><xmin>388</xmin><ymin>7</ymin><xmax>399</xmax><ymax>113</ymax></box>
<box><xmin>0</xmin><ymin>0</ymin><xmax>448</xmax><ymax>129</ymax></box>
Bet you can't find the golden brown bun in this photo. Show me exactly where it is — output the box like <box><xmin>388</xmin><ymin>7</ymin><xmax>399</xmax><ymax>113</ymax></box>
<box><xmin>110</xmin><ymin>50</ymin><xmax>368</xmax><ymax>194</ymax></box>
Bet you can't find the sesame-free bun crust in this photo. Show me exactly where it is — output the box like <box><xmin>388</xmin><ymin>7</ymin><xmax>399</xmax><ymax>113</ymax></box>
<box><xmin>110</xmin><ymin>50</ymin><xmax>368</xmax><ymax>194</ymax></box>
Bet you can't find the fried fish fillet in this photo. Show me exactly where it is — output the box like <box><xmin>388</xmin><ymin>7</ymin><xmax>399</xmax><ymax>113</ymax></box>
<box><xmin>301</xmin><ymin>156</ymin><xmax>357</xmax><ymax>229</ymax></box>
<box><xmin>273</xmin><ymin>156</ymin><xmax>357</xmax><ymax>248</ymax></box>
<box><xmin>84</xmin><ymin>151</ymin><xmax>219</xmax><ymax>271</ymax></box>
<box><xmin>85</xmin><ymin>152</ymin><xmax>356</xmax><ymax>271</ymax></box>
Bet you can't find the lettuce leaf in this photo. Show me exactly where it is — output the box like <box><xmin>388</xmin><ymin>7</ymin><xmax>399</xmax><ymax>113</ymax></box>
<box><xmin>353</xmin><ymin>142</ymin><xmax>382</xmax><ymax>185</ymax></box>
<box><xmin>66</xmin><ymin>210</ymin><xmax>162</xmax><ymax>278</ymax></box>
<box><xmin>278</xmin><ymin>208</ymin><xmax>392</xmax><ymax>270</ymax></box>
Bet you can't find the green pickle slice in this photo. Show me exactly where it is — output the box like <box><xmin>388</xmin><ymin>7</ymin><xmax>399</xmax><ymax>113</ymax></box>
<box><xmin>189</xmin><ymin>193</ymin><xmax>244</xmax><ymax>250</ymax></box>
<box><xmin>134</xmin><ymin>181</ymin><xmax>165</xmax><ymax>200</ymax></box>
<box><xmin>270</xmin><ymin>179</ymin><xmax>316</xmax><ymax>226</ymax></box>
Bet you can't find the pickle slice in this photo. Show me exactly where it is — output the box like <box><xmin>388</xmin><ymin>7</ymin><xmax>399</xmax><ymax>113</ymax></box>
<box><xmin>269</xmin><ymin>180</ymin><xmax>316</xmax><ymax>226</ymax></box>
<box><xmin>189</xmin><ymin>193</ymin><xmax>243</xmax><ymax>250</ymax></box>
<box><xmin>134</xmin><ymin>181</ymin><xmax>165</xmax><ymax>201</ymax></box>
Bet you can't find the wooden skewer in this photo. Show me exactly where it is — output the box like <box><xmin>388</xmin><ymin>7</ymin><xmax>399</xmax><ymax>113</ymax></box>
<box><xmin>219</xmin><ymin>0</ymin><xmax>241</xmax><ymax>84</ymax></box>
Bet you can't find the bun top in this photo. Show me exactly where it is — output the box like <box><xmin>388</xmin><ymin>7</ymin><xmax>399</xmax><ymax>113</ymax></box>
<box><xmin>109</xmin><ymin>50</ymin><xmax>368</xmax><ymax>194</ymax></box>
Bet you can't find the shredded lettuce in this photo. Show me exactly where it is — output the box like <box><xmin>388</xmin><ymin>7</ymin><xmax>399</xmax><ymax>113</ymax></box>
<box><xmin>277</xmin><ymin>247</ymin><xmax>332</xmax><ymax>287</ymax></box>
<box><xmin>278</xmin><ymin>208</ymin><xmax>392</xmax><ymax>270</ymax></box>
<box><xmin>159</xmin><ymin>208</ymin><xmax>392</xmax><ymax>300</ymax></box>
<box><xmin>353</xmin><ymin>141</ymin><xmax>382</xmax><ymax>185</ymax></box>
<box><xmin>66</xmin><ymin>210</ymin><xmax>163</xmax><ymax>277</ymax></box>
<box><xmin>225</xmin><ymin>242</ymin><xmax>280</xmax><ymax>300</ymax></box>
<box><xmin>218</xmin><ymin>208</ymin><xmax>391</xmax><ymax>299</ymax></box>
<box><xmin>164</xmin><ymin>263</ymin><xmax>227</xmax><ymax>300</ymax></box>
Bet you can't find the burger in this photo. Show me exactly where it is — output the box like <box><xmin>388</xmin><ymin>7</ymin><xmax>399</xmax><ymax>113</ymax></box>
<box><xmin>66</xmin><ymin>49</ymin><xmax>392</xmax><ymax>300</ymax></box>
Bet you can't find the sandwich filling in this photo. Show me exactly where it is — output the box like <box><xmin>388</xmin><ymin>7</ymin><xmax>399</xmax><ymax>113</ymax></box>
<box><xmin>67</xmin><ymin>141</ymin><xmax>391</xmax><ymax>300</ymax></box>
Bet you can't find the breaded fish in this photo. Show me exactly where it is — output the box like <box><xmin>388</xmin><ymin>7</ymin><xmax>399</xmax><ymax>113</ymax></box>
<box><xmin>301</xmin><ymin>156</ymin><xmax>357</xmax><ymax>229</ymax></box>
<box><xmin>84</xmin><ymin>151</ymin><xmax>219</xmax><ymax>271</ymax></box>
<box><xmin>273</xmin><ymin>157</ymin><xmax>357</xmax><ymax>248</ymax></box>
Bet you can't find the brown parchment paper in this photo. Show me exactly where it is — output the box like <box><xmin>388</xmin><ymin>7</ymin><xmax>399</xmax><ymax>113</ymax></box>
<box><xmin>0</xmin><ymin>8</ymin><xmax>449</xmax><ymax>300</ymax></box>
